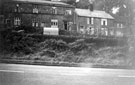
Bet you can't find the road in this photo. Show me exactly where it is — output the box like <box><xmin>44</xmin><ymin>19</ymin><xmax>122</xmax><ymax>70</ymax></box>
<box><xmin>0</xmin><ymin>64</ymin><xmax>135</xmax><ymax>85</ymax></box>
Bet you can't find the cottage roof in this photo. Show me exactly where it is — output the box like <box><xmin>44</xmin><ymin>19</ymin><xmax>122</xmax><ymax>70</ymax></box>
<box><xmin>75</xmin><ymin>8</ymin><xmax>114</xmax><ymax>19</ymax></box>
<box><xmin>111</xmin><ymin>14</ymin><xmax>130</xmax><ymax>24</ymax></box>
<box><xmin>12</xmin><ymin>0</ymin><xmax>74</xmax><ymax>7</ymax></box>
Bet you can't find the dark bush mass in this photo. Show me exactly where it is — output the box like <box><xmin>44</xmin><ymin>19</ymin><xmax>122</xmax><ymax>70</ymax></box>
<box><xmin>3</xmin><ymin>31</ymin><xmax>37</xmax><ymax>54</ymax></box>
<box><xmin>69</xmin><ymin>39</ymin><xmax>95</xmax><ymax>53</ymax></box>
<box><xmin>37</xmin><ymin>39</ymin><xmax>70</xmax><ymax>52</ymax></box>
<box><xmin>0</xmin><ymin>27</ymin><xmax>129</xmax><ymax>66</ymax></box>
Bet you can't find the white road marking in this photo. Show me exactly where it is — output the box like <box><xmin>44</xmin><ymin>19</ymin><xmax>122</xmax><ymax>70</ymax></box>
<box><xmin>0</xmin><ymin>70</ymin><xmax>24</xmax><ymax>73</ymax></box>
<box><xmin>118</xmin><ymin>75</ymin><xmax>135</xmax><ymax>78</ymax></box>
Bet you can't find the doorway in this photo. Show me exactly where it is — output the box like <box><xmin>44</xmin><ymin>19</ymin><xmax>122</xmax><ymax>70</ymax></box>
<box><xmin>64</xmin><ymin>21</ymin><xmax>68</xmax><ymax>30</ymax></box>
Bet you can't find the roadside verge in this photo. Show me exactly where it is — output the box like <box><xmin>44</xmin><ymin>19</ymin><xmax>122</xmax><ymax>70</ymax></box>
<box><xmin>0</xmin><ymin>59</ymin><xmax>132</xmax><ymax>69</ymax></box>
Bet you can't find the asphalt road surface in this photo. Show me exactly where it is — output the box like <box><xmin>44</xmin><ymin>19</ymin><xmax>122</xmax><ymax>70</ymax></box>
<box><xmin>0</xmin><ymin>64</ymin><xmax>135</xmax><ymax>85</ymax></box>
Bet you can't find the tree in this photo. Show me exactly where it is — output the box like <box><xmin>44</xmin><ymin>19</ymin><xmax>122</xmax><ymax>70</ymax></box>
<box><xmin>76</xmin><ymin>0</ymin><xmax>89</xmax><ymax>8</ymax></box>
<box><xmin>61</xmin><ymin>0</ymin><xmax>76</xmax><ymax>5</ymax></box>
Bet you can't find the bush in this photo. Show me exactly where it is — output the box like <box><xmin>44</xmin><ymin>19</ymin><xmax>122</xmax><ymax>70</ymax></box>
<box><xmin>38</xmin><ymin>39</ymin><xmax>70</xmax><ymax>52</ymax></box>
<box><xmin>94</xmin><ymin>47</ymin><xmax>127</xmax><ymax>59</ymax></box>
<box><xmin>59</xmin><ymin>30</ymin><xmax>82</xmax><ymax>37</ymax></box>
<box><xmin>4</xmin><ymin>31</ymin><xmax>37</xmax><ymax>54</ymax></box>
<box><xmin>69</xmin><ymin>39</ymin><xmax>94</xmax><ymax>53</ymax></box>
<box><xmin>40</xmin><ymin>50</ymin><xmax>57</xmax><ymax>58</ymax></box>
<box><xmin>14</xmin><ymin>26</ymin><xmax>38</xmax><ymax>33</ymax></box>
<box><xmin>30</xmin><ymin>34</ymin><xmax>78</xmax><ymax>43</ymax></box>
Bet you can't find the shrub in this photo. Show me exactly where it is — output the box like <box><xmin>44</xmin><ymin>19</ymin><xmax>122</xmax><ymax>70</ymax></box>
<box><xmin>69</xmin><ymin>39</ymin><xmax>94</xmax><ymax>53</ymax></box>
<box><xmin>40</xmin><ymin>50</ymin><xmax>57</xmax><ymax>58</ymax></box>
<box><xmin>4</xmin><ymin>31</ymin><xmax>37</xmax><ymax>54</ymax></box>
<box><xmin>38</xmin><ymin>39</ymin><xmax>69</xmax><ymax>52</ymax></box>
<box><xmin>59</xmin><ymin>30</ymin><xmax>82</xmax><ymax>37</ymax></box>
<box><xmin>14</xmin><ymin>26</ymin><xmax>38</xmax><ymax>33</ymax></box>
<box><xmin>94</xmin><ymin>47</ymin><xmax>127</xmax><ymax>59</ymax></box>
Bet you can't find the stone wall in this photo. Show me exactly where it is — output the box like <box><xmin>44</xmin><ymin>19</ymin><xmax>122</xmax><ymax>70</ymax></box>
<box><xmin>2</xmin><ymin>1</ymin><xmax>75</xmax><ymax>31</ymax></box>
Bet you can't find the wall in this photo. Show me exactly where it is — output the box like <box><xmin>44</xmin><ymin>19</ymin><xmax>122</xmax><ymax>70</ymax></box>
<box><xmin>76</xmin><ymin>15</ymin><xmax>115</xmax><ymax>37</ymax></box>
<box><xmin>3</xmin><ymin>1</ymin><xmax>75</xmax><ymax>31</ymax></box>
<box><xmin>113</xmin><ymin>21</ymin><xmax>126</xmax><ymax>37</ymax></box>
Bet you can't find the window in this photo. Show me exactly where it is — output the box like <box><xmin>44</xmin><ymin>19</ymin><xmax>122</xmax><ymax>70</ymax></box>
<box><xmin>116</xmin><ymin>31</ymin><xmax>123</xmax><ymax>37</ymax></box>
<box><xmin>100</xmin><ymin>28</ymin><xmax>108</xmax><ymax>36</ymax></box>
<box><xmin>33</xmin><ymin>5</ymin><xmax>38</xmax><ymax>13</ymax></box>
<box><xmin>101</xmin><ymin>28</ymin><xmax>105</xmax><ymax>35</ymax></box>
<box><xmin>117</xmin><ymin>23</ymin><xmax>120</xmax><ymax>28</ymax></box>
<box><xmin>68</xmin><ymin>22</ymin><xmax>73</xmax><ymax>31</ymax></box>
<box><xmin>87</xmin><ymin>18</ymin><xmax>94</xmax><ymax>24</ymax></box>
<box><xmin>90</xmin><ymin>18</ymin><xmax>94</xmax><ymax>24</ymax></box>
<box><xmin>32</xmin><ymin>22</ymin><xmax>38</xmax><ymax>27</ymax></box>
<box><xmin>51</xmin><ymin>19</ymin><xmax>58</xmax><ymax>28</ymax></box>
<box><xmin>80</xmin><ymin>26</ymin><xmax>85</xmax><ymax>34</ymax></box>
<box><xmin>121</xmin><ymin>24</ymin><xmax>123</xmax><ymax>28</ymax></box>
<box><xmin>87</xmin><ymin>18</ymin><xmax>90</xmax><ymax>24</ymax></box>
<box><xmin>65</xmin><ymin>10</ymin><xmax>72</xmax><ymax>15</ymax></box>
<box><xmin>32</xmin><ymin>19</ymin><xmax>38</xmax><ymax>27</ymax></box>
<box><xmin>104</xmin><ymin>28</ymin><xmax>108</xmax><ymax>36</ymax></box>
<box><xmin>120</xmin><ymin>24</ymin><xmax>123</xmax><ymax>28</ymax></box>
<box><xmin>89</xmin><ymin>27</ymin><xmax>94</xmax><ymax>35</ymax></box>
<box><xmin>52</xmin><ymin>7</ymin><xmax>57</xmax><ymax>14</ymax></box>
<box><xmin>14</xmin><ymin>17</ymin><xmax>21</xmax><ymax>26</ymax></box>
<box><xmin>101</xmin><ymin>19</ymin><xmax>107</xmax><ymax>26</ymax></box>
<box><xmin>110</xmin><ymin>30</ymin><xmax>114</xmax><ymax>36</ymax></box>
<box><xmin>36</xmin><ymin>23</ymin><xmax>38</xmax><ymax>27</ymax></box>
<box><xmin>41</xmin><ymin>22</ymin><xmax>45</xmax><ymax>27</ymax></box>
<box><xmin>117</xmin><ymin>23</ymin><xmax>123</xmax><ymax>28</ymax></box>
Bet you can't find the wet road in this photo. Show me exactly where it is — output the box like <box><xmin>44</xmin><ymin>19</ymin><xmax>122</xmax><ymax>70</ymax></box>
<box><xmin>0</xmin><ymin>64</ymin><xmax>135</xmax><ymax>85</ymax></box>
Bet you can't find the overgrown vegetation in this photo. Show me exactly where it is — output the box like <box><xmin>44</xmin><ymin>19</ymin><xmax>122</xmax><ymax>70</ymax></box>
<box><xmin>2</xmin><ymin>31</ymin><xmax>37</xmax><ymax>54</ymax></box>
<box><xmin>0</xmin><ymin>29</ymin><xmax>129</xmax><ymax>66</ymax></box>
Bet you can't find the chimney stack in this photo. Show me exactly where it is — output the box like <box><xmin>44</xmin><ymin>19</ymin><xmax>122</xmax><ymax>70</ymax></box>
<box><xmin>88</xmin><ymin>0</ymin><xmax>94</xmax><ymax>11</ymax></box>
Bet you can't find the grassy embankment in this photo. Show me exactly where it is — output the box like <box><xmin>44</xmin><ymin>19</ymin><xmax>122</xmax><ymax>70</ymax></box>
<box><xmin>0</xmin><ymin>31</ymin><xmax>130</xmax><ymax>67</ymax></box>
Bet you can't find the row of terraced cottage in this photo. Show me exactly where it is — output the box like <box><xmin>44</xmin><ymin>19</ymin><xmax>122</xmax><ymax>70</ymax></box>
<box><xmin>0</xmin><ymin>0</ymin><xmax>126</xmax><ymax>37</ymax></box>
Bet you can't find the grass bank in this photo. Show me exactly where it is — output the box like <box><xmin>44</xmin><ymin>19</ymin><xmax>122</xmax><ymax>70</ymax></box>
<box><xmin>0</xmin><ymin>31</ymin><xmax>130</xmax><ymax>68</ymax></box>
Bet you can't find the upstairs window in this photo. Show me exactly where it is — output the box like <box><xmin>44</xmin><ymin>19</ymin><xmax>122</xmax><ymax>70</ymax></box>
<box><xmin>101</xmin><ymin>19</ymin><xmax>107</xmax><ymax>26</ymax></box>
<box><xmin>52</xmin><ymin>7</ymin><xmax>57</xmax><ymax>14</ymax></box>
<box><xmin>117</xmin><ymin>23</ymin><xmax>123</xmax><ymax>28</ymax></box>
<box><xmin>33</xmin><ymin>5</ymin><xmax>38</xmax><ymax>13</ymax></box>
<box><xmin>120</xmin><ymin>24</ymin><xmax>123</xmax><ymax>28</ymax></box>
<box><xmin>87</xmin><ymin>18</ymin><xmax>90</xmax><ymax>24</ymax></box>
<box><xmin>65</xmin><ymin>10</ymin><xmax>72</xmax><ymax>15</ymax></box>
<box><xmin>117</xmin><ymin>23</ymin><xmax>119</xmax><ymax>28</ymax></box>
<box><xmin>90</xmin><ymin>18</ymin><xmax>94</xmax><ymax>24</ymax></box>
<box><xmin>51</xmin><ymin>19</ymin><xmax>58</xmax><ymax>28</ymax></box>
<box><xmin>14</xmin><ymin>17</ymin><xmax>21</xmax><ymax>26</ymax></box>
<box><xmin>87</xmin><ymin>18</ymin><xmax>94</xmax><ymax>24</ymax></box>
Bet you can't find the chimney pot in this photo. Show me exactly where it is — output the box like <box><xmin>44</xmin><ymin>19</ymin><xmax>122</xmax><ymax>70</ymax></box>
<box><xmin>89</xmin><ymin>3</ymin><xmax>94</xmax><ymax>11</ymax></box>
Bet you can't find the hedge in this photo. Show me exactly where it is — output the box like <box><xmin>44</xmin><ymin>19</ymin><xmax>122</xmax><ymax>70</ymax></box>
<box><xmin>29</xmin><ymin>34</ymin><xmax>127</xmax><ymax>47</ymax></box>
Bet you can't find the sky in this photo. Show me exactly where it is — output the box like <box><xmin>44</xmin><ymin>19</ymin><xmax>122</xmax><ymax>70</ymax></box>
<box><xmin>112</xmin><ymin>7</ymin><xmax>120</xmax><ymax>14</ymax></box>
<box><xmin>76</xmin><ymin>0</ymin><xmax>80</xmax><ymax>3</ymax></box>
